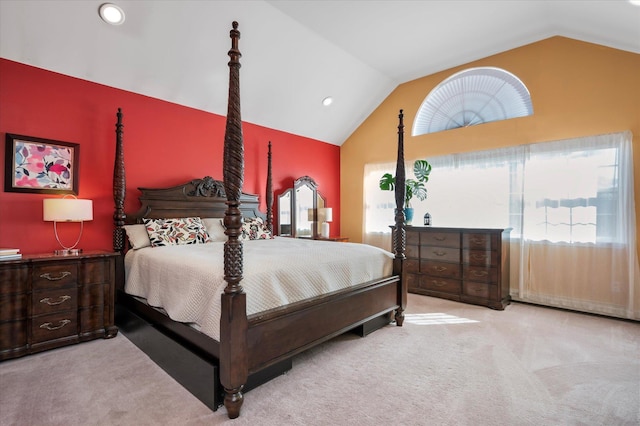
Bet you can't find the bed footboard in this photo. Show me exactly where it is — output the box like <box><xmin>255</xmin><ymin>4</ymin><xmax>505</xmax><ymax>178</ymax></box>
<box><xmin>246</xmin><ymin>276</ymin><xmax>400</xmax><ymax>373</ymax></box>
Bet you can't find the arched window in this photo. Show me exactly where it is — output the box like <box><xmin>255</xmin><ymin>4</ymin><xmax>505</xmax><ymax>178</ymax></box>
<box><xmin>412</xmin><ymin>67</ymin><xmax>533</xmax><ymax>135</ymax></box>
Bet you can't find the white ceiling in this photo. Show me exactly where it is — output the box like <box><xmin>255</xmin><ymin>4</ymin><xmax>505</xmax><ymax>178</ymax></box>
<box><xmin>1</xmin><ymin>1</ymin><xmax>639</xmax><ymax>146</ymax></box>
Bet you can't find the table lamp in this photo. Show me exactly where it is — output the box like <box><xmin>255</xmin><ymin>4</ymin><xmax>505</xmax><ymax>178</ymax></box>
<box><xmin>43</xmin><ymin>195</ymin><xmax>93</xmax><ymax>256</ymax></box>
<box><xmin>320</xmin><ymin>207</ymin><xmax>332</xmax><ymax>239</ymax></box>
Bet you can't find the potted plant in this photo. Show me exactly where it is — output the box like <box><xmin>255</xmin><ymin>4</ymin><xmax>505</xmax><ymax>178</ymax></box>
<box><xmin>379</xmin><ymin>159</ymin><xmax>432</xmax><ymax>224</ymax></box>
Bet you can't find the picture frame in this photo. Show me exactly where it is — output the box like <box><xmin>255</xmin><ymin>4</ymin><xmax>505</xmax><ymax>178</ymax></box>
<box><xmin>4</xmin><ymin>133</ymin><xmax>80</xmax><ymax>195</ymax></box>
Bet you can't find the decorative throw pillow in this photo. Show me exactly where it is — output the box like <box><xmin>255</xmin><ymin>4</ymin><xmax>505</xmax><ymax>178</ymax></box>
<box><xmin>123</xmin><ymin>224</ymin><xmax>152</xmax><ymax>249</ymax></box>
<box><xmin>143</xmin><ymin>217</ymin><xmax>211</xmax><ymax>247</ymax></box>
<box><xmin>202</xmin><ymin>218</ymin><xmax>228</xmax><ymax>242</ymax></box>
<box><xmin>240</xmin><ymin>217</ymin><xmax>274</xmax><ymax>241</ymax></box>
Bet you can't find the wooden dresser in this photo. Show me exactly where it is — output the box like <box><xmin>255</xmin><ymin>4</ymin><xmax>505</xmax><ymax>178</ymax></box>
<box><xmin>403</xmin><ymin>226</ymin><xmax>511</xmax><ymax>310</ymax></box>
<box><xmin>0</xmin><ymin>251</ymin><xmax>119</xmax><ymax>361</ymax></box>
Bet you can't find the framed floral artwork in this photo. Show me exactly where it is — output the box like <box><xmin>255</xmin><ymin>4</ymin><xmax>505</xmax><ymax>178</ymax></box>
<box><xmin>4</xmin><ymin>133</ymin><xmax>79</xmax><ymax>195</ymax></box>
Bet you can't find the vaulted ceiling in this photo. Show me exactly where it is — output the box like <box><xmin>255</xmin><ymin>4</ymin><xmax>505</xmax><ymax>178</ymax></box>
<box><xmin>1</xmin><ymin>1</ymin><xmax>639</xmax><ymax>145</ymax></box>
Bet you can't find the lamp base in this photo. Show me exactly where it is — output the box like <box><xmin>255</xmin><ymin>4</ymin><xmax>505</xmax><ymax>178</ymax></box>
<box><xmin>321</xmin><ymin>222</ymin><xmax>330</xmax><ymax>239</ymax></box>
<box><xmin>54</xmin><ymin>248</ymin><xmax>82</xmax><ymax>256</ymax></box>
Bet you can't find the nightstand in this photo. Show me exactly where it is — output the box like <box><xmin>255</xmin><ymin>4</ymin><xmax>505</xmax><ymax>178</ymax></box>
<box><xmin>0</xmin><ymin>251</ymin><xmax>119</xmax><ymax>361</ymax></box>
<box><xmin>315</xmin><ymin>236</ymin><xmax>349</xmax><ymax>242</ymax></box>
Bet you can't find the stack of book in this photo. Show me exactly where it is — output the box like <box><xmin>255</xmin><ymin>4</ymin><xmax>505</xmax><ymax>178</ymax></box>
<box><xmin>0</xmin><ymin>248</ymin><xmax>22</xmax><ymax>261</ymax></box>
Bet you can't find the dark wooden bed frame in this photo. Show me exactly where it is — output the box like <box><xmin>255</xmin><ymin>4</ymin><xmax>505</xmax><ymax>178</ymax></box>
<box><xmin>112</xmin><ymin>21</ymin><xmax>408</xmax><ymax>419</ymax></box>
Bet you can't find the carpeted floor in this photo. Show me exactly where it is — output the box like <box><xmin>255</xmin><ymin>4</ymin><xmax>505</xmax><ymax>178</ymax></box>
<box><xmin>1</xmin><ymin>294</ymin><xmax>638</xmax><ymax>425</ymax></box>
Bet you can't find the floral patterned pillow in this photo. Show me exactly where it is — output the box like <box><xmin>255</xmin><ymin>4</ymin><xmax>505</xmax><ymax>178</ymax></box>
<box><xmin>143</xmin><ymin>217</ymin><xmax>211</xmax><ymax>247</ymax></box>
<box><xmin>240</xmin><ymin>217</ymin><xmax>273</xmax><ymax>241</ymax></box>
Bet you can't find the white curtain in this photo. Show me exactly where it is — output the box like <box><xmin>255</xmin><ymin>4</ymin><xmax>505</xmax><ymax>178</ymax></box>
<box><xmin>363</xmin><ymin>131</ymin><xmax>639</xmax><ymax>320</ymax></box>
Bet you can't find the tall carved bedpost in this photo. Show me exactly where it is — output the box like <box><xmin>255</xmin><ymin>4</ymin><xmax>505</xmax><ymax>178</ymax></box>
<box><xmin>266</xmin><ymin>141</ymin><xmax>273</xmax><ymax>233</ymax></box>
<box><xmin>113</xmin><ymin>108</ymin><xmax>126</xmax><ymax>252</ymax></box>
<box><xmin>393</xmin><ymin>109</ymin><xmax>406</xmax><ymax>326</ymax></box>
<box><xmin>220</xmin><ymin>21</ymin><xmax>248</xmax><ymax>420</ymax></box>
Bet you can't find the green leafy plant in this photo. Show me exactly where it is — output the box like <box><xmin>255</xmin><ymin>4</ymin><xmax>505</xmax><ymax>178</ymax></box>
<box><xmin>379</xmin><ymin>159</ymin><xmax>432</xmax><ymax>208</ymax></box>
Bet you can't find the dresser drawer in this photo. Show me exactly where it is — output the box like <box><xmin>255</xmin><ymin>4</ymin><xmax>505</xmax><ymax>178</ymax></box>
<box><xmin>462</xmin><ymin>249</ymin><xmax>498</xmax><ymax>267</ymax></box>
<box><xmin>80</xmin><ymin>305</ymin><xmax>105</xmax><ymax>334</ymax></box>
<box><xmin>406</xmin><ymin>244</ymin><xmax>420</xmax><ymax>259</ymax></box>
<box><xmin>463</xmin><ymin>233</ymin><xmax>499</xmax><ymax>251</ymax></box>
<box><xmin>421</xmin><ymin>260</ymin><xmax>461</xmax><ymax>279</ymax></box>
<box><xmin>405</xmin><ymin>273</ymin><xmax>420</xmax><ymax>291</ymax></box>
<box><xmin>463</xmin><ymin>265</ymin><xmax>498</xmax><ymax>283</ymax></box>
<box><xmin>463</xmin><ymin>281</ymin><xmax>498</xmax><ymax>300</ymax></box>
<box><xmin>82</xmin><ymin>259</ymin><xmax>112</xmax><ymax>285</ymax></box>
<box><xmin>422</xmin><ymin>232</ymin><xmax>460</xmax><ymax>248</ymax></box>
<box><xmin>32</xmin><ymin>264</ymin><xmax>78</xmax><ymax>290</ymax></box>
<box><xmin>404</xmin><ymin>259</ymin><xmax>419</xmax><ymax>273</ymax></box>
<box><xmin>0</xmin><ymin>265</ymin><xmax>29</xmax><ymax>294</ymax></box>
<box><xmin>31</xmin><ymin>311</ymin><xmax>77</xmax><ymax>343</ymax></box>
<box><xmin>422</xmin><ymin>246</ymin><xmax>460</xmax><ymax>263</ymax></box>
<box><xmin>406</xmin><ymin>231</ymin><xmax>420</xmax><ymax>245</ymax></box>
<box><xmin>421</xmin><ymin>276</ymin><xmax>461</xmax><ymax>294</ymax></box>
<box><xmin>0</xmin><ymin>293</ymin><xmax>28</xmax><ymax>321</ymax></box>
<box><xmin>32</xmin><ymin>287</ymin><xmax>78</xmax><ymax>316</ymax></box>
<box><xmin>78</xmin><ymin>284</ymin><xmax>105</xmax><ymax>308</ymax></box>
<box><xmin>0</xmin><ymin>320</ymin><xmax>27</xmax><ymax>352</ymax></box>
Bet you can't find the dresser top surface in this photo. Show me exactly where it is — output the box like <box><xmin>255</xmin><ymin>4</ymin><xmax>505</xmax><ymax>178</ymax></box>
<box><xmin>1</xmin><ymin>250</ymin><xmax>119</xmax><ymax>265</ymax></box>
<box><xmin>405</xmin><ymin>226</ymin><xmax>512</xmax><ymax>234</ymax></box>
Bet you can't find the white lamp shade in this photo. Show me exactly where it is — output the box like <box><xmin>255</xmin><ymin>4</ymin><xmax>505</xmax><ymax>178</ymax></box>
<box><xmin>323</xmin><ymin>208</ymin><xmax>333</xmax><ymax>223</ymax></box>
<box><xmin>43</xmin><ymin>199</ymin><xmax>93</xmax><ymax>222</ymax></box>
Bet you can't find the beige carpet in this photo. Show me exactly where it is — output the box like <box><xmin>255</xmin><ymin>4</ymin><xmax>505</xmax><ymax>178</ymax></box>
<box><xmin>1</xmin><ymin>294</ymin><xmax>638</xmax><ymax>425</ymax></box>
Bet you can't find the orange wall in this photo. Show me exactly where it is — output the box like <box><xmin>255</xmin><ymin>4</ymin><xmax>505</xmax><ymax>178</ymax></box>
<box><xmin>0</xmin><ymin>59</ymin><xmax>341</xmax><ymax>254</ymax></box>
<box><xmin>341</xmin><ymin>37</ymin><xmax>640</xmax><ymax>244</ymax></box>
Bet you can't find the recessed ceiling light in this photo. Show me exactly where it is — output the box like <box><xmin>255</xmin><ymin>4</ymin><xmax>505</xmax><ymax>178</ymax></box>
<box><xmin>99</xmin><ymin>3</ymin><xmax>125</xmax><ymax>25</ymax></box>
<box><xmin>629</xmin><ymin>0</ymin><xmax>640</xmax><ymax>5</ymax></box>
<box><xmin>322</xmin><ymin>96</ymin><xmax>333</xmax><ymax>106</ymax></box>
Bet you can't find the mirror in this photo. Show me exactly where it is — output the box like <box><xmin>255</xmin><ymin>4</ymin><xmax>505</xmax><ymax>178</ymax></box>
<box><xmin>316</xmin><ymin>194</ymin><xmax>325</xmax><ymax>237</ymax></box>
<box><xmin>277</xmin><ymin>176</ymin><xmax>325</xmax><ymax>238</ymax></box>
<box><xmin>278</xmin><ymin>189</ymin><xmax>292</xmax><ymax>236</ymax></box>
<box><xmin>295</xmin><ymin>182</ymin><xmax>314</xmax><ymax>238</ymax></box>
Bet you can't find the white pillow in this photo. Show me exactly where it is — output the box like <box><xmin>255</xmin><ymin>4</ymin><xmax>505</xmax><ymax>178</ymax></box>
<box><xmin>202</xmin><ymin>218</ymin><xmax>228</xmax><ymax>242</ymax></box>
<box><xmin>122</xmin><ymin>224</ymin><xmax>152</xmax><ymax>249</ymax></box>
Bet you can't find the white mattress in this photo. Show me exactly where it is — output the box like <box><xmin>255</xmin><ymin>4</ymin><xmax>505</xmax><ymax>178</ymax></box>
<box><xmin>124</xmin><ymin>237</ymin><xmax>394</xmax><ymax>341</ymax></box>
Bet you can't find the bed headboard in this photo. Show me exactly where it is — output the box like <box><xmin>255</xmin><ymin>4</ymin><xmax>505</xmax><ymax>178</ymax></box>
<box><xmin>124</xmin><ymin>176</ymin><xmax>264</xmax><ymax>224</ymax></box>
<box><xmin>112</xmin><ymin>104</ymin><xmax>273</xmax><ymax>252</ymax></box>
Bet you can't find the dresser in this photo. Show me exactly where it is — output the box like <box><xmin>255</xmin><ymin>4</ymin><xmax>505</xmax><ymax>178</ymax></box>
<box><xmin>0</xmin><ymin>251</ymin><xmax>119</xmax><ymax>361</ymax></box>
<box><xmin>403</xmin><ymin>226</ymin><xmax>511</xmax><ymax>310</ymax></box>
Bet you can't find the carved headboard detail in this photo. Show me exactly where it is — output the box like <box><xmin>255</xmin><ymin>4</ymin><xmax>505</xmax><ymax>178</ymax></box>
<box><xmin>124</xmin><ymin>176</ymin><xmax>265</xmax><ymax>225</ymax></box>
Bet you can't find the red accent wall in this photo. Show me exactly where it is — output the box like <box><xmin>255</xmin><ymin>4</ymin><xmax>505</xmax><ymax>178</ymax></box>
<box><xmin>0</xmin><ymin>59</ymin><xmax>340</xmax><ymax>254</ymax></box>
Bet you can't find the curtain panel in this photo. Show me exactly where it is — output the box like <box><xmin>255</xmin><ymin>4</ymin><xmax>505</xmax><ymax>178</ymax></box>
<box><xmin>364</xmin><ymin>131</ymin><xmax>638</xmax><ymax>320</ymax></box>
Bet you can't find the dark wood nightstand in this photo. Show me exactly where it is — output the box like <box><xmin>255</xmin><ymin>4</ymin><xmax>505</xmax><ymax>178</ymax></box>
<box><xmin>0</xmin><ymin>251</ymin><xmax>119</xmax><ymax>361</ymax></box>
<box><xmin>315</xmin><ymin>236</ymin><xmax>349</xmax><ymax>242</ymax></box>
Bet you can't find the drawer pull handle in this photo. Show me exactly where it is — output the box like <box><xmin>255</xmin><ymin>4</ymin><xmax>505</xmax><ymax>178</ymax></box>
<box><xmin>471</xmin><ymin>270</ymin><xmax>489</xmax><ymax>277</ymax></box>
<box><xmin>433</xmin><ymin>266</ymin><xmax>448</xmax><ymax>272</ymax></box>
<box><xmin>40</xmin><ymin>295</ymin><xmax>71</xmax><ymax>306</ymax></box>
<box><xmin>471</xmin><ymin>254</ymin><xmax>488</xmax><ymax>260</ymax></box>
<box><xmin>434</xmin><ymin>236</ymin><xmax>446</xmax><ymax>241</ymax></box>
<box><xmin>40</xmin><ymin>271</ymin><xmax>71</xmax><ymax>281</ymax></box>
<box><xmin>39</xmin><ymin>319</ymin><xmax>71</xmax><ymax>331</ymax></box>
<box><xmin>471</xmin><ymin>238</ymin><xmax>485</xmax><ymax>245</ymax></box>
<box><xmin>433</xmin><ymin>251</ymin><xmax>446</xmax><ymax>256</ymax></box>
<box><xmin>432</xmin><ymin>280</ymin><xmax>447</xmax><ymax>287</ymax></box>
<box><xmin>471</xmin><ymin>287</ymin><xmax>484</xmax><ymax>293</ymax></box>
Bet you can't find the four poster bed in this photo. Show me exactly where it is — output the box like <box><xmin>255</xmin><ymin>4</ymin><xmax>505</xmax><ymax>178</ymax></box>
<box><xmin>112</xmin><ymin>22</ymin><xmax>409</xmax><ymax>419</ymax></box>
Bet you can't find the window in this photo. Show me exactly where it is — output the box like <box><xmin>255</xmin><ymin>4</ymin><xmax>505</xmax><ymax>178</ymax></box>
<box><xmin>364</xmin><ymin>131</ymin><xmax>637</xmax><ymax>320</ymax></box>
<box><xmin>366</xmin><ymin>133</ymin><xmax>626</xmax><ymax>245</ymax></box>
<box><xmin>412</xmin><ymin>67</ymin><xmax>533</xmax><ymax>136</ymax></box>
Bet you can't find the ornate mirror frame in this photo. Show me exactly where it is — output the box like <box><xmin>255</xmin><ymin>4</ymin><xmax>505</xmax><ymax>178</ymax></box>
<box><xmin>277</xmin><ymin>176</ymin><xmax>324</xmax><ymax>238</ymax></box>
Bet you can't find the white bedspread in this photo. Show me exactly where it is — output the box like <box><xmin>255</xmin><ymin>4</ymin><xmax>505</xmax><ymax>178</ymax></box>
<box><xmin>124</xmin><ymin>237</ymin><xmax>394</xmax><ymax>341</ymax></box>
